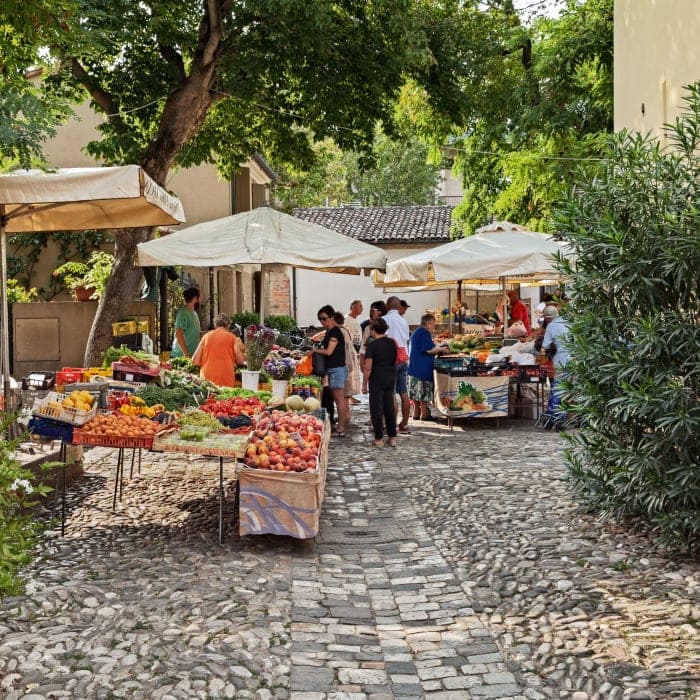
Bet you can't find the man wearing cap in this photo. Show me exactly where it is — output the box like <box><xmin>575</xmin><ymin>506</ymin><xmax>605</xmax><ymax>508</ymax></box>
<box><xmin>540</xmin><ymin>305</ymin><xmax>571</xmax><ymax>427</ymax></box>
<box><xmin>399</xmin><ymin>299</ymin><xmax>410</xmax><ymax>316</ymax></box>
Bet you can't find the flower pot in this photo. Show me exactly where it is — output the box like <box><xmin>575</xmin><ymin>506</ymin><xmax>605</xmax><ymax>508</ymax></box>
<box><xmin>271</xmin><ymin>379</ymin><xmax>289</xmax><ymax>397</ymax></box>
<box><xmin>240</xmin><ymin>369</ymin><xmax>260</xmax><ymax>391</ymax></box>
<box><xmin>74</xmin><ymin>286</ymin><xmax>96</xmax><ymax>301</ymax></box>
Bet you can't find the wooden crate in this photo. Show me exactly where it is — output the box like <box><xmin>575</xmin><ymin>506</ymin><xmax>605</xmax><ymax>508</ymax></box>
<box><xmin>237</xmin><ymin>419</ymin><xmax>330</xmax><ymax>539</ymax></box>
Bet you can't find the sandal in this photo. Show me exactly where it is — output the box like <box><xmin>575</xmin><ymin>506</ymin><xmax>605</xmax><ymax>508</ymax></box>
<box><xmin>373</xmin><ymin>439</ymin><xmax>384</xmax><ymax>447</ymax></box>
<box><xmin>387</xmin><ymin>438</ymin><xmax>397</xmax><ymax>447</ymax></box>
<box><xmin>397</xmin><ymin>424</ymin><xmax>411</xmax><ymax>434</ymax></box>
<box><xmin>331</xmin><ymin>431</ymin><xmax>346</xmax><ymax>438</ymax></box>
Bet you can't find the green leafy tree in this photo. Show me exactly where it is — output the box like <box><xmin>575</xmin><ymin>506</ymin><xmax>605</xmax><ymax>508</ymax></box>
<box><xmin>556</xmin><ymin>85</ymin><xmax>700</xmax><ymax>551</ymax></box>
<box><xmin>0</xmin><ymin>2</ymin><xmax>75</xmax><ymax>167</ymax></box>
<box><xmin>402</xmin><ymin>0</ymin><xmax>613</xmax><ymax>233</ymax></box>
<box><xmin>43</xmin><ymin>0</ymin><xmax>434</xmax><ymax>365</ymax></box>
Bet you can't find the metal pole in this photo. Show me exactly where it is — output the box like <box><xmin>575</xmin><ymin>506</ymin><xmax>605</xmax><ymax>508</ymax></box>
<box><xmin>457</xmin><ymin>280</ymin><xmax>463</xmax><ymax>336</ymax></box>
<box><xmin>218</xmin><ymin>457</ymin><xmax>224</xmax><ymax>545</ymax></box>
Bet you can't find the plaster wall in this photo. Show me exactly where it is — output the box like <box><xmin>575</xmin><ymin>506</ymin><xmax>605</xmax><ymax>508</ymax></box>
<box><xmin>614</xmin><ymin>0</ymin><xmax>700</xmax><ymax>137</ymax></box>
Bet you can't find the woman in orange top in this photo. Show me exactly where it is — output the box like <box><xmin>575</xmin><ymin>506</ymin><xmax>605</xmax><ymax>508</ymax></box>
<box><xmin>192</xmin><ymin>313</ymin><xmax>245</xmax><ymax>387</ymax></box>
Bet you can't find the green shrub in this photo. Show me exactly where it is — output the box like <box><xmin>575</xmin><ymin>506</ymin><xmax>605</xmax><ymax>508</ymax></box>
<box><xmin>264</xmin><ymin>315</ymin><xmax>297</xmax><ymax>332</ymax></box>
<box><xmin>229</xmin><ymin>312</ymin><xmax>261</xmax><ymax>331</ymax></box>
<box><xmin>555</xmin><ymin>85</ymin><xmax>700</xmax><ymax>552</ymax></box>
<box><xmin>0</xmin><ymin>413</ymin><xmax>54</xmax><ymax>598</ymax></box>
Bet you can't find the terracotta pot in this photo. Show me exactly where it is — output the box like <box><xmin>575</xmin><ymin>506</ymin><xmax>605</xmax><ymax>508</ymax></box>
<box><xmin>74</xmin><ymin>286</ymin><xmax>96</xmax><ymax>301</ymax></box>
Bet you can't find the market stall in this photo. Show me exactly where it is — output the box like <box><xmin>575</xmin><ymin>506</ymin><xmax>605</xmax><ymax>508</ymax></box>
<box><xmin>24</xmin><ymin>348</ymin><xmax>331</xmax><ymax>545</ymax></box>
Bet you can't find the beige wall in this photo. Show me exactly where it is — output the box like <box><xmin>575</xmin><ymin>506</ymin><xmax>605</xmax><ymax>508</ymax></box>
<box><xmin>615</xmin><ymin>0</ymin><xmax>700</xmax><ymax>137</ymax></box>
<box><xmin>12</xmin><ymin>301</ymin><xmax>156</xmax><ymax>376</ymax></box>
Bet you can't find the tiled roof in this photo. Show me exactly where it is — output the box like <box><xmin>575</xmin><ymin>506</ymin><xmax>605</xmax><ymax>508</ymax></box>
<box><xmin>292</xmin><ymin>205</ymin><xmax>455</xmax><ymax>244</ymax></box>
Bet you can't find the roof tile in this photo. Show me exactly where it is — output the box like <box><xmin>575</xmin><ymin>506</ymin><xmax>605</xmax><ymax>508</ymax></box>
<box><xmin>292</xmin><ymin>205</ymin><xmax>455</xmax><ymax>244</ymax></box>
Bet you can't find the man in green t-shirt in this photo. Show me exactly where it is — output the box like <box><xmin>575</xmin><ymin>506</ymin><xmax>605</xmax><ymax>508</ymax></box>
<box><xmin>171</xmin><ymin>287</ymin><xmax>201</xmax><ymax>358</ymax></box>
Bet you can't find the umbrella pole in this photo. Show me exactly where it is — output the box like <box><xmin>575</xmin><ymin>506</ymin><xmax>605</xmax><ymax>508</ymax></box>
<box><xmin>501</xmin><ymin>276</ymin><xmax>508</xmax><ymax>341</ymax></box>
<box><xmin>0</xmin><ymin>212</ymin><xmax>12</xmax><ymax>406</ymax></box>
<box><xmin>457</xmin><ymin>280</ymin><xmax>463</xmax><ymax>335</ymax></box>
<box><xmin>260</xmin><ymin>264</ymin><xmax>265</xmax><ymax>325</ymax></box>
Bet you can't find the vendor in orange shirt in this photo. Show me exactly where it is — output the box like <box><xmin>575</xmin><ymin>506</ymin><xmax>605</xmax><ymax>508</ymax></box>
<box><xmin>192</xmin><ymin>313</ymin><xmax>245</xmax><ymax>387</ymax></box>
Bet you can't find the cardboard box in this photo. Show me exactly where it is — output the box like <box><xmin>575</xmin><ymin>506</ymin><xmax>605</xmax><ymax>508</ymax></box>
<box><xmin>237</xmin><ymin>421</ymin><xmax>329</xmax><ymax>539</ymax></box>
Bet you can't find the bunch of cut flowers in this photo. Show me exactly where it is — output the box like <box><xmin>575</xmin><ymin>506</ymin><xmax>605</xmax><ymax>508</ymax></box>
<box><xmin>244</xmin><ymin>325</ymin><xmax>277</xmax><ymax>371</ymax></box>
<box><xmin>262</xmin><ymin>351</ymin><xmax>297</xmax><ymax>380</ymax></box>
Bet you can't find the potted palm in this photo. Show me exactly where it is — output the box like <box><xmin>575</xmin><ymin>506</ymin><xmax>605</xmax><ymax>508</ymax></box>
<box><xmin>52</xmin><ymin>251</ymin><xmax>114</xmax><ymax>301</ymax></box>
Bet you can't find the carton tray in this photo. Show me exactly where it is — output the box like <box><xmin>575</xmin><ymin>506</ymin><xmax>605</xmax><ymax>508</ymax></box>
<box><xmin>32</xmin><ymin>391</ymin><xmax>98</xmax><ymax>426</ymax></box>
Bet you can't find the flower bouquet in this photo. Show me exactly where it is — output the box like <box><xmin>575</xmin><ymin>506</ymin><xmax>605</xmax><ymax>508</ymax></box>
<box><xmin>262</xmin><ymin>351</ymin><xmax>297</xmax><ymax>380</ymax></box>
<box><xmin>244</xmin><ymin>325</ymin><xmax>277</xmax><ymax>371</ymax></box>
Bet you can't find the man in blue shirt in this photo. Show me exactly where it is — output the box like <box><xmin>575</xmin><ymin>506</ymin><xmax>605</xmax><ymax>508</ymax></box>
<box><xmin>408</xmin><ymin>314</ymin><xmax>449</xmax><ymax>421</ymax></box>
<box><xmin>542</xmin><ymin>305</ymin><xmax>571</xmax><ymax>427</ymax></box>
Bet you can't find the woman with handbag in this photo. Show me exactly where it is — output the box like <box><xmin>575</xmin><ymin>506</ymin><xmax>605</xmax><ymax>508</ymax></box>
<box><xmin>313</xmin><ymin>305</ymin><xmax>349</xmax><ymax>437</ymax></box>
<box><xmin>334</xmin><ymin>311</ymin><xmax>361</xmax><ymax>416</ymax></box>
<box><xmin>362</xmin><ymin>317</ymin><xmax>398</xmax><ymax>447</ymax></box>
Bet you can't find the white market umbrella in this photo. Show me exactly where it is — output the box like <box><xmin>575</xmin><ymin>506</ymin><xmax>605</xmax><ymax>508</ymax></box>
<box><xmin>0</xmin><ymin>165</ymin><xmax>186</xmax><ymax>401</ymax></box>
<box><xmin>384</xmin><ymin>221</ymin><xmax>568</xmax><ymax>286</ymax></box>
<box><xmin>137</xmin><ymin>206</ymin><xmax>387</xmax><ymax>322</ymax></box>
<box><xmin>383</xmin><ymin>221</ymin><xmax>570</xmax><ymax>336</ymax></box>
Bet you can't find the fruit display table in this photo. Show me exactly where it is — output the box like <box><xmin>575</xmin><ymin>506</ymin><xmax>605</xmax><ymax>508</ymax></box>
<box><xmin>236</xmin><ymin>417</ymin><xmax>330</xmax><ymax>539</ymax></box>
<box><xmin>434</xmin><ymin>368</ymin><xmax>510</xmax><ymax>429</ymax></box>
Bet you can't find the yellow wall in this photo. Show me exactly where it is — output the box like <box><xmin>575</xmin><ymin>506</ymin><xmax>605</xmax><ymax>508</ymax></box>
<box><xmin>615</xmin><ymin>0</ymin><xmax>700</xmax><ymax>137</ymax></box>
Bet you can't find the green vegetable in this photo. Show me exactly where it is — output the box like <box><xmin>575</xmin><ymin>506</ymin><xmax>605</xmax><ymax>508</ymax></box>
<box><xmin>134</xmin><ymin>385</ymin><xmax>202</xmax><ymax>411</ymax></box>
<box><xmin>101</xmin><ymin>346</ymin><xmax>154</xmax><ymax>368</ymax></box>
<box><xmin>178</xmin><ymin>410</ymin><xmax>222</xmax><ymax>431</ymax></box>
<box><xmin>170</xmin><ymin>356</ymin><xmax>200</xmax><ymax>373</ymax></box>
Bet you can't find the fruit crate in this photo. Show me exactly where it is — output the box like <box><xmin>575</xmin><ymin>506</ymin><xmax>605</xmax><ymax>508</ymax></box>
<box><xmin>112</xmin><ymin>320</ymin><xmax>137</xmax><ymax>335</ymax></box>
<box><xmin>22</xmin><ymin>372</ymin><xmax>56</xmax><ymax>391</ymax></box>
<box><xmin>72</xmin><ymin>429</ymin><xmax>155</xmax><ymax>449</ymax></box>
<box><xmin>56</xmin><ymin>367</ymin><xmax>87</xmax><ymax>389</ymax></box>
<box><xmin>82</xmin><ymin>367</ymin><xmax>113</xmax><ymax>382</ymax></box>
<box><xmin>31</xmin><ymin>391</ymin><xmax>98</xmax><ymax>426</ymax></box>
<box><xmin>237</xmin><ymin>418</ymin><xmax>330</xmax><ymax>539</ymax></box>
<box><xmin>28</xmin><ymin>417</ymin><xmax>74</xmax><ymax>442</ymax></box>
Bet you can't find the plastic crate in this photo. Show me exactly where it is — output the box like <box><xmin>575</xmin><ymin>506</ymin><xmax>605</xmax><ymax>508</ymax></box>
<box><xmin>56</xmin><ymin>367</ymin><xmax>87</xmax><ymax>389</ymax></box>
<box><xmin>32</xmin><ymin>391</ymin><xmax>97</xmax><ymax>425</ymax></box>
<box><xmin>23</xmin><ymin>372</ymin><xmax>56</xmax><ymax>390</ymax></box>
<box><xmin>72</xmin><ymin>428</ymin><xmax>154</xmax><ymax>450</ymax></box>
<box><xmin>112</xmin><ymin>320</ymin><xmax>137</xmax><ymax>335</ymax></box>
<box><xmin>32</xmin><ymin>391</ymin><xmax>98</xmax><ymax>426</ymax></box>
<box><xmin>28</xmin><ymin>417</ymin><xmax>74</xmax><ymax>442</ymax></box>
<box><xmin>82</xmin><ymin>367</ymin><xmax>113</xmax><ymax>382</ymax></box>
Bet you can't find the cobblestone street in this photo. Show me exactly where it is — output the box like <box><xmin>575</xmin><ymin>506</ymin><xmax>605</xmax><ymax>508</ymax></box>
<box><xmin>0</xmin><ymin>405</ymin><xmax>698</xmax><ymax>699</ymax></box>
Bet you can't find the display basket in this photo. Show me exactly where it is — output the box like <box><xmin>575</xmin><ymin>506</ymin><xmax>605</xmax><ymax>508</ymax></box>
<box><xmin>72</xmin><ymin>428</ymin><xmax>154</xmax><ymax>449</ymax></box>
<box><xmin>32</xmin><ymin>391</ymin><xmax>98</xmax><ymax>426</ymax></box>
<box><xmin>28</xmin><ymin>417</ymin><xmax>74</xmax><ymax>442</ymax></box>
<box><xmin>82</xmin><ymin>367</ymin><xmax>113</xmax><ymax>382</ymax></box>
<box><xmin>151</xmin><ymin>428</ymin><xmax>252</xmax><ymax>458</ymax></box>
<box><xmin>111</xmin><ymin>361</ymin><xmax>160</xmax><ymax>384</ymax></box>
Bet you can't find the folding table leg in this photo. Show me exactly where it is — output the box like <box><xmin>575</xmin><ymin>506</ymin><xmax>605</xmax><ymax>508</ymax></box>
<box><xmin>218</xmin><ymin>456</ymin><xmax>224</xmax><ymax>546</ymax></box>
<box><xmin>60</xmin><ymin>442</ymin><xmax>67</xmax><ymax>536</ymax></box>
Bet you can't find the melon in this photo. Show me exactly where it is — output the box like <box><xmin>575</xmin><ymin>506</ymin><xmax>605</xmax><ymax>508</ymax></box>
<box><xmin>303</xmin><ymin>396</ymin><xmax>321</xmax><ymax>412</ymax></box>
<box><xmin>285</xmin><ymin>394</ymin><xmax>305</xmax><ymax>412</ymax></box>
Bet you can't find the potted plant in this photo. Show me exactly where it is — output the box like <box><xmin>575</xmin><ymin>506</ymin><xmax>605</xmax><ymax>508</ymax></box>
<box><xmin>262</xmin><ymin>351</ymin><xmax>297</xmax><ymax>397</ymax></box>
<box><xmin>52</xmin><ymin>251</ymin><xmax>114</xmax><ymax>300</ymax></box>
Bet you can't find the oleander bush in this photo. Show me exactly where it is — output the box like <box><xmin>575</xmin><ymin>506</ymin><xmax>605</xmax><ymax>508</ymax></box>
<box><xmin>0</xmin><ymin>413</ymin><xmax>54</xmax><ymax>598</ymax></box>
<box><xmin>555</xmin><ymin>85</ymin><xmax>700</xmax><ymax>552</ymax></box>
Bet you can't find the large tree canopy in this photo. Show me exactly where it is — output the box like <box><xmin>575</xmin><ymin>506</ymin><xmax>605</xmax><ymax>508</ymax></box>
<box><xmin>43</xmin><ymin>0</ymin><xmax>435</xmax><ymax>364</ymax></box>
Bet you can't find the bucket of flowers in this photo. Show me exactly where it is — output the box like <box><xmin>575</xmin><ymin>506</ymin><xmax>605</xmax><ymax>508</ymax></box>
<box><xmin>263</xmin><ymin>351</ymin><xmax>297</xmax><ymax>398</ymax></box>
<box><xmin>242</xmin><ymin>325</ymin><xmax>277</xmax><ymax>390</ymax></box>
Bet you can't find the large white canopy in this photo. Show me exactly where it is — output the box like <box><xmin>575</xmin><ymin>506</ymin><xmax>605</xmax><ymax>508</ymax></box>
<box><xmin>383</xmin><ymin>221</ymin><xmax>568</xmax><ymax>286</ymax></box>
<box><xmin>0</xmin><ymin>165</ymin><xmax>185</xmax><ymax>232</ymax></box>
<box><xmin>137</xmin><ymin>206</ymin><xmax>386</xmax><ymax>274</ymax></box>
<box><xmin>0</xmin><ymin>165</ymin><xmax>186</xmax><ymax>400</ymax></box>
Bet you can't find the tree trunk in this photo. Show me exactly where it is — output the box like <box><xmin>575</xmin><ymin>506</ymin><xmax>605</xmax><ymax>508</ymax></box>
<box><xmin>83</xmin><ymin>227</ymin><xmax>150</xmax><ymax>366</ymax></box>
<box><xmin>83</xmin><ymin>6</ymin><xmax>224</xmax><ymax>366</ymax></box>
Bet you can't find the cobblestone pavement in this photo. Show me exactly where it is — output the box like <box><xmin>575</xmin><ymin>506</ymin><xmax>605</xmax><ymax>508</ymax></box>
<box><xmin>0</xmin><ymin>404</ymin><xmax>698</xmax><ymax>699</ymax></box>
